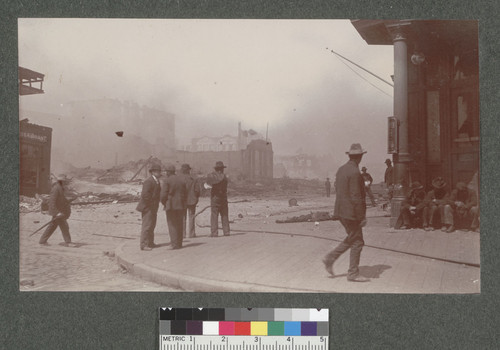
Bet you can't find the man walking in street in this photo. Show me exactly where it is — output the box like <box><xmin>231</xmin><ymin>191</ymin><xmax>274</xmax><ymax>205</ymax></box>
<box><xmin>161</xmin><ymin>164</ymin><xmax>187</xmax><ymax>249</ymax></box>
<box><xmin>322</xmin><ymin>143</ymin><xmax>370</xmax><ymax>282</ymax></box>
<box><xmin>136</xmin><ymin>163</ymin><xmax>162</xmax><ymax>251</ymax></box>
<box><xmin>325</xmin><ymin>178</ymin><xmax>331</xmax><ymax>197</ymax></box>
<box><xmin>39</xmin><ymin>174</ymin><xmax>76</xmax><ymax>247</ymax></box>
<box><xmin>180</xmin><ymin>163</ymin><xmax>201</xmax><ymax>238</ymax></box>
<box><xmin>206</xmin><ymin>161</ymin><xmax>230</xmax><ymax>237</ymax></box>
<box><xmin>361</xmin><ymin>166</ymin><xmax>377</xmax><ymax>207</ymax></box>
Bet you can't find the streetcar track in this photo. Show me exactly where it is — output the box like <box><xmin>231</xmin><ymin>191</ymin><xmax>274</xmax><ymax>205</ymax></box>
<box><xmin>228</xmin><ymin>228</ymin><xmax>480</xmax><ymax>268</ymax></box>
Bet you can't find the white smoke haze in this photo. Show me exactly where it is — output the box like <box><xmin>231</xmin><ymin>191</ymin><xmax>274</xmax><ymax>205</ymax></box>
<box><xmin>19</xmin><ymin>18</ymin><xmax>393</xmax><ymax>180</ymax></box>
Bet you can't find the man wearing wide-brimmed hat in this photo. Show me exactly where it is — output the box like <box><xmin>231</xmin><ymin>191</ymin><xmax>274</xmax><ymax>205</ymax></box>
<box><xmin>396</xmin><ymin>181</ymin><xmax>426</xmax><ymax>229</ymax></box>
<box><xmin>423</xmin><ymin>177</ymin><xmax>452</xmax><ymax>232</ymax></box>
<box><xmin>179</xmin><ymin>163</ymin><xmax>201</xmax><ymax>238</ymax></box>
<box><xmin>136</xmin><ymin>163</ymin><xmax>162</xmax><ymax>251</ymax></box>
<box><xmin>39</xmin><ymin>174</ymin><xmax>75</xmax><ymax>247</ymax></box>
<box><xmin>322</xmin><ymin>143</ymin><xmax>369</xmax><ymax>282</ymax></box>
<box><xmin>206</xmin><ymin>161</ymin><xmax>230</xmax><ymax>237</ymax></box>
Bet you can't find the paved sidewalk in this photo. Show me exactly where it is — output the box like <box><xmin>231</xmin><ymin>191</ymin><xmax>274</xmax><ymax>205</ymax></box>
<box><xmin>115</xmin><ymin>206</ymin><xmax>480</xmax><ymax>294</ymax></box>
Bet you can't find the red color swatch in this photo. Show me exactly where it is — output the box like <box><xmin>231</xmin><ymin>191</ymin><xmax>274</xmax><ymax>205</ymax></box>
<box><xmin>234</xmin><ymin>322</ymin><xmax>251</xmax><ymax>335</ymax></box>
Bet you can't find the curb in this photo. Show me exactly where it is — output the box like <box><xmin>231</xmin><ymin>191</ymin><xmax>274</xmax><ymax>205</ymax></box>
<box><xmin>115</xmin><ymin>243</ymin><xmax>314</xmax><ymax>293</ymax></box>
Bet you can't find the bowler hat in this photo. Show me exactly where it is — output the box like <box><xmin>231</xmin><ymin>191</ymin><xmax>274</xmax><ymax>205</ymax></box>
<box><xmin>214</xmin><ymin>161</ymin><xmax>227</xmax><ymax>169</ymax></box>
<box><xmin>149</xmin><ymin>163</ymin><xmax>161</xmax><ymax>172</ymax></box>
<box><xmin>409</xmin><ymin>181</ymin><xmax>424</xmax><ymax>191</ymax></box>
<box><xmin>181</xmin><ymin>163</ymin><xmax>191</xmax><ymax>171</ymax></box>
<box><xmin>385</xmin><ymin>158</ymin><xmax>392</xmax><ymax>164</ymax></box>
<box><xmin>361</xmin><ymin>166</ymin><xmax>367</xmax><ymax>171</ymax></box>
<box><xmin>345</xmin><ymin>143</ymin><xmax>367</xmax><ymax>155</ymax></box>
<box><xmin>165</xmin><ymin>164</ymin><xmax>176</xmax><ymax>173</ymax></box>
<box><xmin>431</xmin><ymin>177</ymin><xmax>446</xmax><ymax>189</ymax></box>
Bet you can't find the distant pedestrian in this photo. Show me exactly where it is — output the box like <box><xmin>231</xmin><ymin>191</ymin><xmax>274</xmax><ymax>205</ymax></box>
<box><xmin>384</xmin><ymin>159</ymin><xmax>393</xmax><ymax>185</ymax></box>
<box><xmin>361</xmin><ymin>166</ymin><xmax>376</xmax><ymax>206</ymax></box>
<box><xmin>325</xmin><ymin>178</ymin><xmax>331</xmax><ymax>197</ymax></box>
<box><xmin>180</xmin><ymin>163</ymin><xmax>201</xmax><ymax>238</ymax></box>
<box><xmin>206</xmin><ymin>161</ymin><xmax>230</xmax><ymax>237</ymax></box>
<box><xmin>39</xmin><ymin>174</ymin><xmax>75</xmax><ymax>247</ymax></box>
<box><xmin>136</xmin><ymin>164</ymin><xmax>162</xmax><ymax>251</ymax></box>
<box><xmin>323</xmin><ymin>143</ymin><xmax>369</xmax><ymax>282</ymax></box>
<box><xmin>384</xmin><ymin>158</ymin><xmax>394</xmax><ymax>200</ymax></box>
<box><xmin>161</xmin><ymin>164</ymin><xmax>187</xmax><ymax>249</ymax></box>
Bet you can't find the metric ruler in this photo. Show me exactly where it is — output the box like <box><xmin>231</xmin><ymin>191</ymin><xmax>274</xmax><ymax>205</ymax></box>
<box><xmin>159</xmin><ymin>308</ymin><xmax>329</xmax><ymax>350</ymax></box>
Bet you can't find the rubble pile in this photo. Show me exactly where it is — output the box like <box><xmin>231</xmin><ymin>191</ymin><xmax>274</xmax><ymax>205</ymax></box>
<box><xmin>19</xmin><ymin>195</ymin><xmax>44</xmax><ymax>213</ymax></box>
<box><xmin>71</xmin><ymin>192</ymin><xmax>140</xmax><ymax>205</ymax></box>
<box><xmin>227</xmin><ymin>179</ymin><xmax>277</xmax><ymax>197</ymax></box>
<box><xmin>65</xmin><ymin>165</ymin><xmax>105</xmax><ymax>181</ymax></box>
<box><xmin>62</xmin><ymin>157</ymin><xmax>163</xmax><ymax>184</ymax></box>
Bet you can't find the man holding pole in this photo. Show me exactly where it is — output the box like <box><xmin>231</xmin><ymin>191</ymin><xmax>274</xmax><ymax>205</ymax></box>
<box><xmin>39</xmin><ymin>174</ymin><xmax>75</xmax><ymax>247</ymax></box>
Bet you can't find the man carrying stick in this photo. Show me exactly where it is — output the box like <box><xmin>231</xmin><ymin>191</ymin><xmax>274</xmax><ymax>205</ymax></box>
<box><xmin>39</xmin><ymin>174</ymin><xmax>75</xmax><ymax>247</ymax></box>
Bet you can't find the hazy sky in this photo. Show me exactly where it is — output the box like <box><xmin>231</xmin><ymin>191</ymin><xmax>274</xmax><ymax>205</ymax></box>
<box><xmin>19</xmin><ymin>19</ymin><xmax>394</xmax><ymax>177</ymax></box>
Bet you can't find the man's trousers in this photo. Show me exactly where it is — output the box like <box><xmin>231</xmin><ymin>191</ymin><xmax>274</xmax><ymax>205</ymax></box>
<box><xmin>323</xmin><ymin>218</ymin><xmax>364</xmax><ymax>278</ymax></box>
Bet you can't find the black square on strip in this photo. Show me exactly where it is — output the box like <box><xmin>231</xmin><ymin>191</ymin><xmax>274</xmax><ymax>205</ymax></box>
<box><xmin>159</xmin><ymin>308</ymin><xmax>176</xmax><ymax>320</ymax></box>
<box><xmin>171</xmin><ymin>320</ymin><xmax>186</xmax><ymax>335</ymax></box>
<box><xmin>208</xmin><ymin>308</ymin><xmax>225</xmax><ymax>321</ymax></box>
<box><xmin>176</xmin><ymin>308</ymin><xmax>193</xmax><ymax>320</ymax></box>
<box><xmin>192</xmin><ymin>308</ymin><xmax>209</xmax><ymax>320</ymax></box>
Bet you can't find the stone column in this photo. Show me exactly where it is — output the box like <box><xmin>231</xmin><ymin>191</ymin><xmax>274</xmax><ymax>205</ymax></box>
<box><xmin>388</xmin><ymin>23</ymin><xmax>411</xmax><ymax>227</ymax></box>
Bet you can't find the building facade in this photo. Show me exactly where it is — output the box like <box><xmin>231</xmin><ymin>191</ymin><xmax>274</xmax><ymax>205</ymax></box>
<box><xmin>178</xmin><ymin>140</ymin><xmax>273</xmax><ymax>181</ymax></box>
<box><xmin>20</xmin><ymin>120</ymin><xmax>52</xmax><ymax>196</ymax></box>
<box><xmin>182</xmin><ymin>122</ymin><xmax>264</xmax><ymax>152</ymax></box>
<box><xmin>352</xmin><ymin>20</ymin><xmax>479</xmax><ymax>224</ymax></box>
<box><xmin>62</xmin><ymin>98</ymin><xmax>176</xmax><ymax>168</ymax></box>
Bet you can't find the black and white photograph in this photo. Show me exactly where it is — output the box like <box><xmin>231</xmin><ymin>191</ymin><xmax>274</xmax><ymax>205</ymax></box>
<box><xmin>19</xmin><ymin>19</ymin><xmax>480</xmax><ymax>293</ymax></box>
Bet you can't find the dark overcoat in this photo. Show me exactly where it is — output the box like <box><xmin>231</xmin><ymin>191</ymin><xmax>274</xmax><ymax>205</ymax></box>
<box><xmin>48</xmin><ymin>181</ymin><xmax>71</xmax><ymax>218</ymax></box>
<box><xmin>207</xmin><ymin>172</ymin><xmax>228</xmax><ymax>206</ymax></box>
<box><xmin>161</xmin><ymin>174</ymin><xmax>187</xmax><ymax>211</ymax></box>
<box><xmin>136</xmin><ymin>176</ymin><xmax>161</xmax><ymax>213</ymax></box>
<box><xmin>449</xmin><ymin>188</ymin><xmax>478</xmax><ymax>209</ymax></box>
<box><xmin>334</xmin><ymin>160</ymin><xmax>366</xmax><ymax>221</ymax></box>
<box><xmin>181</xmin><ymin>174</ymin><xmax>201</xmax><ymax>206</ymax></box>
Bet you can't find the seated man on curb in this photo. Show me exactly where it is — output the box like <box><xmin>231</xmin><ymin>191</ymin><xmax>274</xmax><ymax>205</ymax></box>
<box><xmin>423</xmin><ymin>177</ymin><xmax>453</xmax><ymax>232</ymax></box>
<box><xmin>395</xmin><ymin>181</ymin><xmax>426</xmax><ymax>230</ymax></box>
<box><xmin>449</xmin><ymin>182</ymin><xmax>479</xmax><ymax>232</ymax></box>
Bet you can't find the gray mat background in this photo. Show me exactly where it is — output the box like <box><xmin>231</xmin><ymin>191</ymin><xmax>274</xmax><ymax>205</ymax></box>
<box><xmin>1</xmin><ymin>1</ymin><xmax>499</xmax><ymax>348</ymax></box>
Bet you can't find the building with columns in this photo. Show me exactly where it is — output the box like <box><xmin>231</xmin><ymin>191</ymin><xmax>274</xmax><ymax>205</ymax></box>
<box><xmin>351</xmin><ymin>20</ymin><xmax>479</xmax><ymax>225</ymax></box>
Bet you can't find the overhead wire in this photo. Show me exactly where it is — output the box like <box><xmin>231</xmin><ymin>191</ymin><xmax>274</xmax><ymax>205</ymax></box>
<box><xmin>327</xmin><ymin>48</ymin><xmax>393</xmax><ymax>99</ymax></box>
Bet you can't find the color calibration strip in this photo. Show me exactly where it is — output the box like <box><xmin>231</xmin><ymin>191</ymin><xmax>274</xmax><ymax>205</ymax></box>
<box><xmin>159</xmin><ymin>308</ymin><xmax>329</xmax><ymax>350</ymax></box>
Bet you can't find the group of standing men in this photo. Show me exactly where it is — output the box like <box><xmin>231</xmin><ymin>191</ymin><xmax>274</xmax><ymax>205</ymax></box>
<box><xmin>136</xmin><ymin>160</ymin><xmax>230</xmax><ymax>251</ymax></box>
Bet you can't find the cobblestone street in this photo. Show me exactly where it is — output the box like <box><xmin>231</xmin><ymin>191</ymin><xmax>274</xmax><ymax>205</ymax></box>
<box><xmin>20</xmin><ymin>203</ymin><xmax>180</xmax><ymax>291</ymax></box>
<box><xmin>19</xmin><ymin>197</ymin><xmax>480</xmax><ymax>293</ymax></box>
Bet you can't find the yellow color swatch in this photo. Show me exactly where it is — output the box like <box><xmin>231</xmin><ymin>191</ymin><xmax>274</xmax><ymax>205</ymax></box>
<box><xmin>251</xmin><ymin>321</ymin><xmax>268</xmax><ymax>335</ymax></box>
